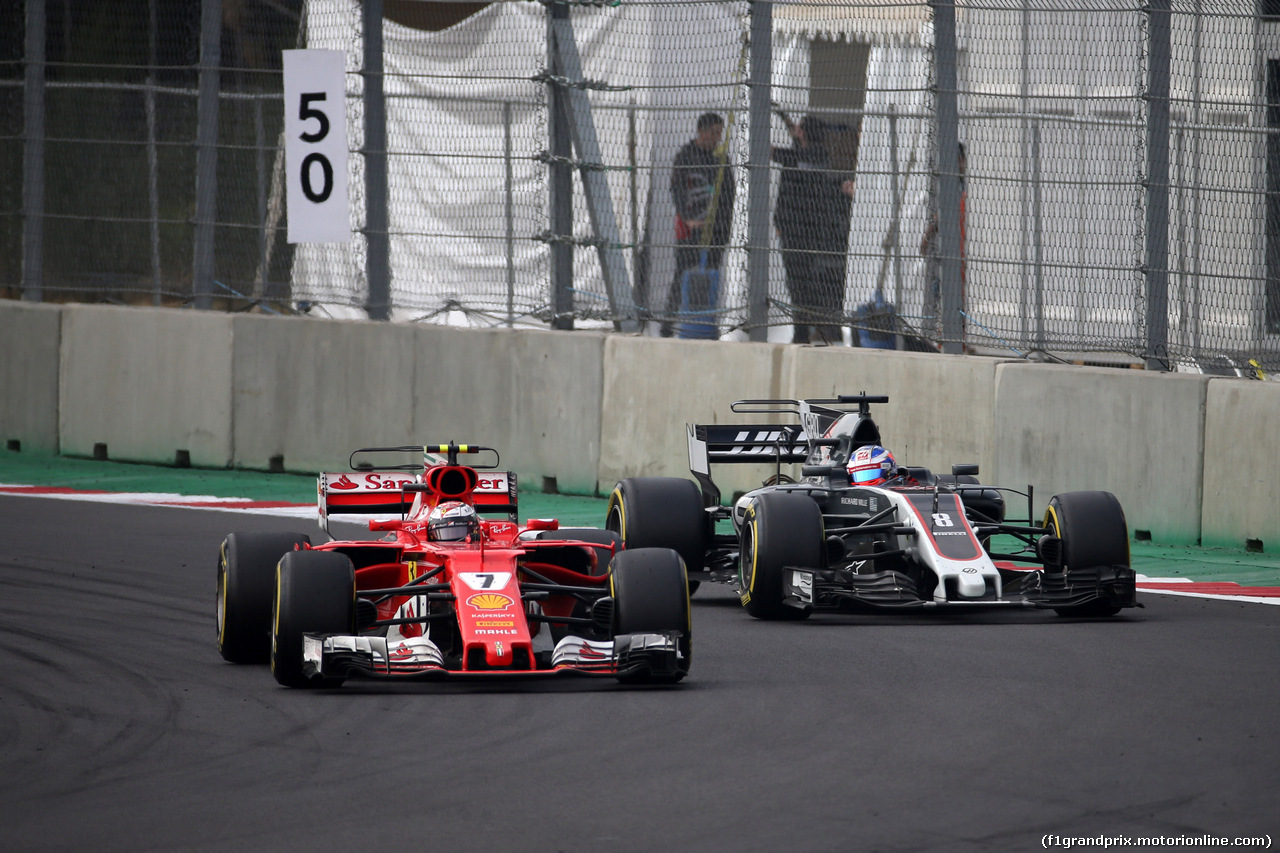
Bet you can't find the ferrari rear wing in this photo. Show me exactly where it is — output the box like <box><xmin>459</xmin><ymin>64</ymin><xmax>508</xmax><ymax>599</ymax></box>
<box><xmin>318</xmin><ymin>470</ymin><xmax>518</xmax><ymax>533</ymax></box>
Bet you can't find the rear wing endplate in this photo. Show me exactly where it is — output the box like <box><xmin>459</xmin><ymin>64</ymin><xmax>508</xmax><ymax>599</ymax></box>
<box><xmin>687</xmin><ymin>422</ymin><xmax>807</xmax><ymax>508</ymax></box>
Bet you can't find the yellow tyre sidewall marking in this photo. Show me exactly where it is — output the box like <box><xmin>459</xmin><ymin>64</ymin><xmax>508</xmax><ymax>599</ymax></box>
<box><xmin>607</xmin><ymin>488</ymin><xmax>625</xmax><ymax>539</ymax></box>
<box><xmin>739</xmin><ymin>508</ymin><xmax>757</xmax><ymax>605</ymax></box>
<box><xmin>217</xmin><ymin>542</ymin><xmax>228</xmax><ymax>645</ymax></box>
<box><xmin>270</xmin><ymin>564</ymin><xmax>282</xmax><ymax>673</ymax></box>
<box><xmin>1044</xmin><ymin>505</ymin><xmax>1061</xmax><ymax>538</ymax></box>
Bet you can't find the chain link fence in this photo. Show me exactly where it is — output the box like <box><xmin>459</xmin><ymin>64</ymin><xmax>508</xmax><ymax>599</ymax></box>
<box><xmin>2</xmin><ymin>0</ymin><xmax>1277</xmax><ymax>373</ymax></box>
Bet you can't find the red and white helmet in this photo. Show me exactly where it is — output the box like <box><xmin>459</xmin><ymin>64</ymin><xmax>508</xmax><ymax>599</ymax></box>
<box><xmin>847</xmin><ymin>445</ymin><xmax>896</xmax><ymax>486</ymax></box>
<box><xmin>426</xmin><ymin>500</ymin><xmax>480</xmax><ymax>542</ymax></box>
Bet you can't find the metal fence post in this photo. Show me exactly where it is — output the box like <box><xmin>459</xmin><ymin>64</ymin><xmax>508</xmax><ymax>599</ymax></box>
<box><xmin>147</xmin><ymin>0</ymin><xmax>163</xmax><ymax>306</ymax></box>
<box><xmin>547</xmin><ymin>0</ymin><xmax>574</xmax><ymax>331</ymax></box>
<box><xmin>1144</xmin><ymin>0</ymin><xmax>1171</xmax><ymax>370</ymax></box>
<box><xmin>745</xmin><ymin>0</ymin><xmax>774</xmax><ymax>342</ymax></box>
<box><xmin>504</xmin><ymin>100</ymin><xmax>515</xmax><ymax>328</ymax></box>
<box><xmin>21</xmin><ymin>0</ymin><xmax>46</xmax><ymax>303</ymax></box>
<box><xmin>1032</xmin><ymin>121</ymin><xmax>1045</xmax><ymax>353</ymax></box>
<box><xmin>192</xmin><ymin>0</ymin><xmax>222</xmax><ymax>310</ymax></box>
<box><xmin>363</xmin><ymin>0</ymin><xmax>391</xmax><ymax>321</ymax></box>
<box><xmin>932</xmin><ymin>0</ymin><xmax>963</xmax><ymax>355</ymax></box>
<box><xmin>888</xmin><ymin>107</ymin><xmax>904</xmax><ymax>312</ymax></box>
<box><xmin>1190</xmin><ymin>0</ymin><xmax>1203</xmax><ymax>356</ymax></box>
<box><xmin>629</xmin><ymin>98</ymin><xmax>638</xmax><ymax>317</ymax></box>
<box><xmin>253</xmin><ymin>98</ymin><xmax>267</xmax><ymax>300</ymax></box>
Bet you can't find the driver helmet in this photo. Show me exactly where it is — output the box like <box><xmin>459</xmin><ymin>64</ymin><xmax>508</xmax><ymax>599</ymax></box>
<box><xmin>426</xmin><ymin>500</ymin><xmax>480</xmax><ymax>542</ymax></box>
<box><xmin>847</xmin><ymin>445</ymin><xmax>896</xmax><ymax>486</ymax></box>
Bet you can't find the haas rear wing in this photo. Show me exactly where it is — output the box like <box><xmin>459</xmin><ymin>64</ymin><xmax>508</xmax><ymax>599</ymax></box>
<box><xmin>318</xmin><ymin>470</ymin><xmax>518</xmax><ymax>533</ymax></box>
<box><xmin>686</xmin><ymin>423</ymin><xmax>809</xmax><ymax>470</ymax></box>
<box><xmin>686</xmin><ymin>421</ymin><xmax>808</xmax><ymax>508</ymax></box>
<box><xmin>685</xmin><ymin>395</ymin><xmax>888</xmax><ymax>506</ymax></box>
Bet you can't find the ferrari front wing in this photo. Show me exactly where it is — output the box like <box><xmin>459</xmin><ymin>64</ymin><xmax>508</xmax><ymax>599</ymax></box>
<box><xmin>302</xmin><ymin>631</ymin><xmax>686</xmax><ymax>680</ymax></box>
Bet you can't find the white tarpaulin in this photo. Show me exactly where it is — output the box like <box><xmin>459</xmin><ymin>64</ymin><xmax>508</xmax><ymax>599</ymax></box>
<box><xmin>293</xmin><ymin>0</ymin><xmax>748</xmax><ymax>325</ymax></box>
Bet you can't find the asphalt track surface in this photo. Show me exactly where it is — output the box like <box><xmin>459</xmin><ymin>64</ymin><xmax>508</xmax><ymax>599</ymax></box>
<box><xmin>2</xmin><ymin>493</ymin><xmax>1278</xmax><ymax>853</ymax></box>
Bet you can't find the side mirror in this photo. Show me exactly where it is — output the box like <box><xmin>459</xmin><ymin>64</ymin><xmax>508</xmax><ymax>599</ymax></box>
<box><xmin>952</xmin><ymin>463</ymin><xmax>979</xmax><ymax>477</ymax></box>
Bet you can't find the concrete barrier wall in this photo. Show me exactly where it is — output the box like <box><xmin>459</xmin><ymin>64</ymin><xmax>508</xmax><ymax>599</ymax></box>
<box><xmin>991</xmin><ymin>363</ymin><xmax>1209</xmax><ymax>545</ymax></box>
<box><xmin>3</xmin><ymin>298</ymin><xmax>1276</xmax><ymax>549</ymax></box>
<box><xmin>598</xmin><ymin>336</ymin><xmax>796</xmax><ymax>499</ymax></box>
<box><xmin>59</xmin><ymin>305</ymin><xmax>235</xmax><ymax>467</ymax></box>
<box><xmin>407</xmin><ymin>326</ymin><xmax>605</xmax><ymax>495</ymax></box>
<box><xmin>0</xmin><ymin>301</ymin><xmax>61</xmax><ymax>454</ymax></box>
<box><xmin>1201</xmin><ymin>379</ymin><xmax>1280</xmax><ymax>550</ymax></box>
<box><xmin>790</xmin><ymin>349</ymin><xmax>1010</xmax><ymax>478</ymax></box>
<box><xmin>231</xmin><ymin>314</ymin><xmax>419</xmax><ymax>473</ymax></box>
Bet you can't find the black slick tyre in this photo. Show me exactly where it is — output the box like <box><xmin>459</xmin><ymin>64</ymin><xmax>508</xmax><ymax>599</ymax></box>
<box><xmin>217</xmin><ymin>531</ymin><xmax>310</xmax><ymax>663</ymax></box>
<box><xmin>606</xmin><ymin>477</ymin><xmax>707</xmax><ymax>592</ymax></box>
<box><xmin>1043</xmin><ymin>490</ymin><xmax>1130</xmax><ymax>617</ymax></box>
<box><xmin>270</xmin><ymin>550</ymin><xmax>355</xmax><ymax>688</ymax></box>
<box><xmin>610</xmin><ymin>547</ymin><xmax>691</xmax><ymax>684</ymax></box>
<box><xmin>739</xmin><ymin>491</ymin><xmax>822</xmax><ymax>620</ymax></box>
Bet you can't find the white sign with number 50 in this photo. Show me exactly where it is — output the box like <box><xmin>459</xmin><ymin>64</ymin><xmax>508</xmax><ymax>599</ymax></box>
<box><xmin>283</xmin><ymin>49</ymin><xmax>350</xmax><ymax>243</ymax></box>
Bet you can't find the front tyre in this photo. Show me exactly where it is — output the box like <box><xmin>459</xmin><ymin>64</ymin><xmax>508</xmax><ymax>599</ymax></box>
<box><xmin>739</xmin><ymin>491</ymin><xmax>823</xmax><ymax>620</ymax></box>
<box><xmin>270</xmin><ymin>550</ymin><xmax>355</xmax><ymax>688</ymax></box>
<box><xmin>217</xmin><ymin>531</ymin><xmax>310</xmax><ymax>663</ymax></box>
<box><xmin>1043</xmin><ymin>490</ymin><xmax>1131</xmax><ymax>617</ymax></box>
<box><xmin>610</xmin><ymin>547</ymin><xmax>691</xmax><ymax>684</ymax></box>
<box><xmin>606</xmin><ymin>477</ymin><xmax>707</xmax><ymax>593</ymax></box>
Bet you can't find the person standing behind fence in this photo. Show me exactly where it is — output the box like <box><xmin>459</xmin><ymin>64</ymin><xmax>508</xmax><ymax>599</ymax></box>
<box><xmin>920</xmin><ymin>142</ymin><xmax>967</xmax><ymax>338</ymax></box>
<box><xmin>661</xmin><ymin>112</ymin><xmax>736</xmax><ymax>338</ymax></box>
<box><xmin>772</xmin><ymin>113</ymin><xmax>855</xmax><ymax>345</ymax></box>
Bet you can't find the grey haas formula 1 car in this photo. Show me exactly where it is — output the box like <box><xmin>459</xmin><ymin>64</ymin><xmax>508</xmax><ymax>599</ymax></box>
<box><xmin>606</xmin><ymin>395</ymin><xmax>1138</xmax><ymax>620</ymax></box>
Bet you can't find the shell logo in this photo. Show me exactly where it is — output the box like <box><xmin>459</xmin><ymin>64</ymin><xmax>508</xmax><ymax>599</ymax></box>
<box><xmin>466</xmin><ymin>593</ymin><xmax>514</xmax><ymax>611</ymax></box>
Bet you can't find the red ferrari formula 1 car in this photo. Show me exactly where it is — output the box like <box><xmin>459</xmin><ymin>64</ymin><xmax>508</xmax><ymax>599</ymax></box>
<box><xmin>216</xmin><ymin>443</ymin><xmax>690</xmax><ymax>687</ymax></box>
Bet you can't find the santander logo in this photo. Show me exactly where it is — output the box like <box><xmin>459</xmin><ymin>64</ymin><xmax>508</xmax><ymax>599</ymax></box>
<box><xmin>329</xmin><ymin>475</ymin><xmax>360</xmax><ymax>490</ymax></box>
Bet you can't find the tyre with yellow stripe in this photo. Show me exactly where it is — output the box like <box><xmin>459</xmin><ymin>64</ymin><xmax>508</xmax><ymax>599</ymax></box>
<box><xmin>217</xmin><ymin>531</ymin><xmax>310</xmax><ymax>663</ymax></box>
<box><xmin>739</xmin><ymin>491</ymin><xmax>822</xmax><ymax>620</ymax></box>
<box><xmin>606</xmin><ymin>477</ymin><xmax>707</xmax><ymax>577</ymax></box>
<box><xmin>610</xmin><ymin>547</ymin><xmax>691</xmax><ymax>683</ymax></box>
<box><xmin>1043</xmin><ymin>490</ymin><xmax>1129</xmax><ymax>617</ymax></box>
<box><xmin>270</xmin><ymin>550</ymin><xmax>355</xmax><ymax>688</ymax></box>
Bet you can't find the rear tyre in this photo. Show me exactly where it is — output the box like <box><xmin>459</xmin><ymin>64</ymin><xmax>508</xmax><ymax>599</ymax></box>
<box><xmin>270</xmin><ymin>550</ymin><xmax>355</xmax><ymax>688</ymax></box>
<box><xmin>217</xmin><ymin>531</ymin><xmax>310</xmax><ymax>663</ymax></box>
<box><xmin>739</xmin><ymin>491</ymin><xmax>823</xmax><ymax>620</ymax></box>
<box><xmin>1043</xmin><ymin>491</ymin><xmax>1129</xmax><ymax>617</ymax></box>
<box><xmin>610</xmin><ymin>548</ymin><xmax>691</xmax><ymax>684</ymax></box>
<box><xmin>606</xmin><ymin>477</ymin><xmax>707</xmax><ymax>594</ymax></box>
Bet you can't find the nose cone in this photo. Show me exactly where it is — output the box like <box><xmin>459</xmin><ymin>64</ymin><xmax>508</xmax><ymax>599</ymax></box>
<box><xmin>956</xmin><ymin>569</ymin><xmax>987</xmax><ymax>598</ymax></box>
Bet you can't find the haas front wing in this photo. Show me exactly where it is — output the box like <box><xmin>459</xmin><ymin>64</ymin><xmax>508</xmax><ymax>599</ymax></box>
<box><xmin>781</xmin><ymin>489</ymin><xmax>1137</xmax><ymax>612</ymax></box>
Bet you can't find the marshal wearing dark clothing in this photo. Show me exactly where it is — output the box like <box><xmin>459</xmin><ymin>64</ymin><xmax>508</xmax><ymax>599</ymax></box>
<box><xmin>772</xmin><ymin>115</ymin><xmax>854</xmax><ymax>344</ymax></box>
<box><xmin>662</xmin><ymin>112</ymin><xmax>736</xmax><ymax>337</ymax></box>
